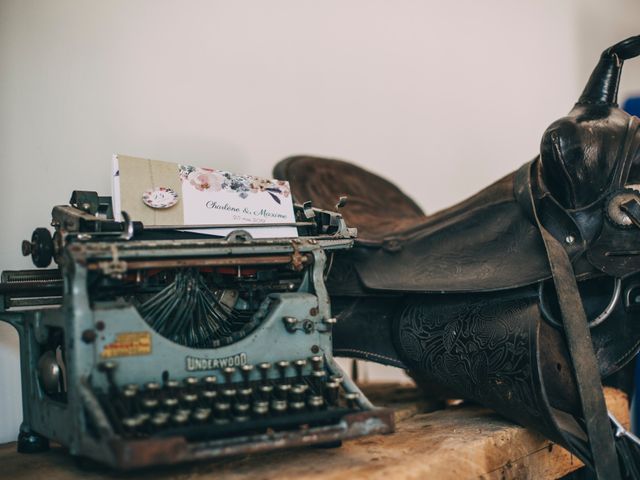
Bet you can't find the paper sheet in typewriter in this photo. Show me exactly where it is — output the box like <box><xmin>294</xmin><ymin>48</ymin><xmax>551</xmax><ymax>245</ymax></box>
<box><xmin>112</xmin><ymin>154</ymin><xmax>298</xmax><ymax>238</ymax></box>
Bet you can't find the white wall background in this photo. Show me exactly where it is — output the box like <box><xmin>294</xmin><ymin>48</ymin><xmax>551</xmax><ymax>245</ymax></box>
<box><xmin>1</xmin><ymin>0</ymin><xmax>639</xmax><ymax>443</ymax></box>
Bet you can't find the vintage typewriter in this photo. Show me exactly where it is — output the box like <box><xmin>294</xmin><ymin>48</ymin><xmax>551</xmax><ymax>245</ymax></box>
<box><xmin>0</xmin><ymin>191</ymin><xmax>393</xmax><ymax>469</ymax></box>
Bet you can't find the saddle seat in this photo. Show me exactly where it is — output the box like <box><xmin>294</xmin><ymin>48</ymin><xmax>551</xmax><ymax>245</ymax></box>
<box><xmin>274</xmin><ymin>155</ymin><xmax>556</xmax><ymax>293</ymax></box>
<box><xmin>274</xmin><ymin>156</ymin><xmax>428</xmax><ymax>240</ymax></box>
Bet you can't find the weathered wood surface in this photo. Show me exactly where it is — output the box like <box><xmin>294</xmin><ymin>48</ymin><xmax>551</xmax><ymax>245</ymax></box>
<box><xmin>0</xmin><ymin>384</ymin><xmax>629</xmax><ymax>480</ymax></box>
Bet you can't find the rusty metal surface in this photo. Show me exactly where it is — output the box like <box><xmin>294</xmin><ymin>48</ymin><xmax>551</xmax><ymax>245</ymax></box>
<box><xmin>85</xmin><ymin>253</ymin><xmax>313</xmax><ymax>271</ymax></box>
<box><xmin>106</xmin><ymin>408</ymin><xmax>394</xmax><ymax>470</ymax></box>
<box><xmin>0</xmin><ymin>194</ymin><xmax>378</xmax><ymax>473</ymax></box>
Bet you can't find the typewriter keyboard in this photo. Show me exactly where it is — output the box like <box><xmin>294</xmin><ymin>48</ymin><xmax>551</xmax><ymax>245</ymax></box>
<box><xmin>95</xmin><ymin>356</ymin><xmax>362</xmax><ymax>440</ymax></box>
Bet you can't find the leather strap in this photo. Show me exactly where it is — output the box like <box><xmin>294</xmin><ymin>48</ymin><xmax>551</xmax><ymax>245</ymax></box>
<box><xmin>515</xmin><ymin>161</ymin><xmax>622</xmax><ymax>479</ymax></box>
<box><xmin>610</xmin><ymin>116</ymin><xmax>640</xmax><ymax>190</ymax></box>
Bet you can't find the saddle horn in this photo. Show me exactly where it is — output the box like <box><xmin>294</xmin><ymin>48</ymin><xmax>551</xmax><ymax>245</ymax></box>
<box><xmin>540</xmin><ymin>35</ymin><xmax>640</xmax><ymax>210</ymax></box>
<box><xmin>579</xmin><ymin>35</ymin><xmax>640</xmax><ymax>106</ymax></box>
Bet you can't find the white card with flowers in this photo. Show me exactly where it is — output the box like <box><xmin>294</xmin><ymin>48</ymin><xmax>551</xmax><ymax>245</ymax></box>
<box><xmin>112</xmin><ymin>155</ymin><xmax>297</xmax><ymax>239</ymax></box>
<box><xmin>179</xmin><ymin>165</ymin><xmax>297</xmax><ymax>238</ymax></box>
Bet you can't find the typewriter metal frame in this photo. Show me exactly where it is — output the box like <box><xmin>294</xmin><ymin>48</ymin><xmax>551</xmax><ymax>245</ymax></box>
<box><xmin>0</xmin><ymin>197</ymin><xmax>394</xmax><ymax>469</ymax></box>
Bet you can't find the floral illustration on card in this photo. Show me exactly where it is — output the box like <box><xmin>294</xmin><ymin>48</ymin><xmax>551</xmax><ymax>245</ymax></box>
<box><xmin>179</xmin><ymin>165</ymin><xmax>290</xmax><ymax>204</ymax></box>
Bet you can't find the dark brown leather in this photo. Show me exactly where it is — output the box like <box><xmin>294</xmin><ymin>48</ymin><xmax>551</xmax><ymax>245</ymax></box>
<box><xmin>273</xmin><ymin>157</ymin><xmax>427</xmax><ymax>240</ymax></box>
<box><xmin>542</xmin><ymin>34</ymin><xmax>640</xmax><ymax>210</ymax></box>
<box><xmin>540</xmin><ymin>106</ymin><xmax>635</xmax><ymax>210</ymax></box>
<box><xmin>274</xmin><ymin>35</ymin><xmax>640</xmax><ymax>478</ymax></box>
<box><xmin>277</xmin><ymin>156</ymin><xmax>573</xmax><ymax>292</ymax></box>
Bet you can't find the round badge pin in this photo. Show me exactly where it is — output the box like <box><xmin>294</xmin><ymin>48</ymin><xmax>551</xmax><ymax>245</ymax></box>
<box><xmin>142</xmin><ymin>187</ymin><xmax>179</xmax><ymax>209</ymax></box>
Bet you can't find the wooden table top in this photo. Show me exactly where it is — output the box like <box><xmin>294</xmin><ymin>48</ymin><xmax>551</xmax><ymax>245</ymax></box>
<box><xmin>0</xmin><ymin>384</ymin><xmax>629</xmax><ymax>480</ymax></box>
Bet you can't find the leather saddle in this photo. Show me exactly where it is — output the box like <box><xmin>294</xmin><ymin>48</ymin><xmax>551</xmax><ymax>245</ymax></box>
<box><xmin>274</xmin><ymin>36</ymin><xmax>640</xmax><ymax>479</ymax></box>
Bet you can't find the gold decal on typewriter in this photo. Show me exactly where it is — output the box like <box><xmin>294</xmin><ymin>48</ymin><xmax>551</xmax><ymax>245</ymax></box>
<box><xmin>101</xmin><ymin>332</ymin><xmax>152</xmax><ymax>358</ymax></box>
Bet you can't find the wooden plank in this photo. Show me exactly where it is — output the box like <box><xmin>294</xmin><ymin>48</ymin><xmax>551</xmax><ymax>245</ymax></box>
<box><xmin>0</xmin><ymin>385</ymin><xmax>629</xmax><ymax>480</ymax></box>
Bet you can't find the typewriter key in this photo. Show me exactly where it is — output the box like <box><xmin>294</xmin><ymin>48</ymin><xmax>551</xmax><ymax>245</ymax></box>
<box><xmin>134</xmin><ymin>413</ymin><xmax>151</xmax><ymax>434</ymax></box>
<box><xmin>276</xmin><ymin>360</ymin><xmax>291</xmax><ymax>378</ymax></box>
<box><xmin>144</xmin><ymin>381</ymin><xmax>162</xmax><ymax>394</ymax></box>
<box><xmin>122</xmin><ymin>416</ymin><xmax>139</xmax><ymax>434</ymax></box>
<box><xmin>99</xmin><ymin>361</ymin><xmax>118</xmax><ymax>392</ymax></box>
<box><xmin>201</xmin><ymin>390</ymin><xmax>217</xmax><ymax>405</ymax></box>
<box><xmin>124</xmin><ymin>383</ymin><xmax>139</xmax><ymax>393</ymax></box>
<box><xmin>176</xmin><ymin>408</ymin><xmax>191</xmax><ymax>417</ymax></box>
<box><xmin>172</xmin><ymin>412</ymin><xmax>190</xmax><ymax>427</ymax></box>
<box><xmin>193</xmin><ymin>408</ymin><xmax>211</xmax><ymax>423</ymax></box>
<box><xmin>155</xmin><ymin>411</ymin><xmax>170</xmax><ymax>420</ymax></box>
<box><xmin>234</xmin><ymin>402</ymin><xmax>250</xmax><ymax>414</ymax></box>
<box><xmin>99</xmin><ymin>361</ymin><xmax>118</xmax><ymax>373</ymax></box>
<box><xmin>240</xmin><ymin>364</ymin><xmax>254</xmax><ymax>386</ymax></box>
<box><xmin>233</xmin><ymin>403</ymin><xmax>250</xmax><ymax>421</ymax></box>
<box><xmin>202</xmin><ymin>375</ymin><xmax>217</xmax><ymax>390</ymax></box>
<box><xmin>344</xmin><ymin>392</ymin><xmax>360</xmax><ymax>409</ymax></box>
<box><xmin>270</xmin><ymin>399</ymin><xmax>287</xmax><ymax>414</ymax></box>
<box><xmin>184</xmin><ymin>376</ymin><xmax>199</xmax><ymax>391</ymax></box>
<box><xmin>293</xmin><ymin>383</ymin><xmax>308</xmax><ymax>394</ymax></box>
<box><xmin>310</xmin><ymin>369</ymin><xmax>325</xmax><ymax>393</ymax></box>
<box><xmin>310</xmin><ymin>355</ymin><xmax>324</xmax><ymax>372</ymax></box>
<box><xmin>258</xmin><ymin>362</ymin><xmax>272</xmax><ymax>382</ymax></box>
<box><xmin>180</xmin><ymin>393</ymin><xmax>198</xmax><ymax>409</ymax></box>
<box><xmin>258</xmin><ymin>384</ymin><xmax>273</xmax><ymax>400</ymax></box>
<box><xmin>276</xmin><ymin>360</ymin><xmax>290</xmax><ymax>380</ymax></box>
<box><xmin>222</xmin><ymin>366</ymin><xmax>236</xmax><ymax>384</ymax></box>
<box><xmin>325</xmin><ymin>381</ymin><xmax>340</xmax><ymax>406</ymax></box>
<box><xmin>238</xmin><ymin>387</ymin><xmax>252</xmax><ymax>403</ymax></box>
<box><xmin>290</xmin><ymin>400</ymin><xmax>305</xmax><ymax>412</ymax></box>
<box><xmin>162</xmin><ymin>397</ymin><xmax>179</xmax><ymax>411</ymax></box>
<box><xmin>164</xmin><ymin>379</ymin><xmax>180</xmax><ymax>391</ymax></box>
<box><xmin>141</xmin><ymin>398</ymin><xmax>159</xmax><ymax>412</ymax></box>
<box><xmin>253</xmin><ymin>401</ymin><xmax>269</xmax><ymax>417</ymax></box>
<box><xmin>164</xmin><ymin>380</ymin><xmax>180</xmax><ymax>399</ymax></box>
<box><xmin>151</xmin><ymin>413</ymin><xmax>169</xmax><ymax>431</ymax></box>
<box><xmin>214</xmin><ymin>402</ymin><xmax>231</xmax><ymax>422</ymax></box>
<box><xmin>221</xmin><ymin>388</ymin><xmax>236</xmax><ymax>402</ymax></box>
<box><xmin>122</xmin><ymin>387</ymin><xmax>138</xmax><ymax>412</ymax></box>
<box><xmin>290</xmin><ymin>384</ymin><xmax>308</xmax><ymax>403</ymax></box>
<box><xmin>293</xmin><ymin>359</ymin><xmax>307</xmax><ymax>380</ymax></box>
<box><xmin>275</xmin><ymin>383</ymin><xmax>291</xmax><ymax>400</ymax></box>
<box><xmin>308</xmin><ymin>395</ymin><xmax>324</xmax><ymax>410</ymax></box>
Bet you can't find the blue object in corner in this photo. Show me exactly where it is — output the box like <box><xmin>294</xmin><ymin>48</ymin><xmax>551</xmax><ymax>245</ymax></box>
<box><xmin>625</xmin><ymin>97</ymin><xmax>640</xmax><ymax>118</ymax></box>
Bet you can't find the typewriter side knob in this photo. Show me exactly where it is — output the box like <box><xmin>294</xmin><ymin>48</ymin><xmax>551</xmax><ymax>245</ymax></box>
<box><xmin>22</xmin><ymin>228</ymin><xmax>54</xmax><ymax>268</ymax></box>
<box><xmin>37</xmin><ymin>350</ymin><xmax>62</xmax><ymax>394</ymax></box>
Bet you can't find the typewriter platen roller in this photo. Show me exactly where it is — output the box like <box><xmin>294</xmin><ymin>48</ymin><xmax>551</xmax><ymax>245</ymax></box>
<box><xmin>0</xmin><ymin>191</ymin><xmax>394</xmax><ymax>469</ymax></box>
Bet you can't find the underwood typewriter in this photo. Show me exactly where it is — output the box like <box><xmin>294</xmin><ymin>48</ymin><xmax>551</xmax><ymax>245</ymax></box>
<box><xmin>0</xmin><ymin>191</ymin><xmax>393</xmax><ymax>469</ymax></box>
